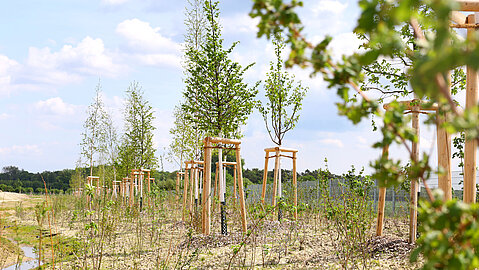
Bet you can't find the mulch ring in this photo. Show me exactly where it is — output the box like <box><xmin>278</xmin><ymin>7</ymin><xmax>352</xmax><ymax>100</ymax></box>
<box><xmin>367</xmin><ymin>236</ymin><xmax>415</xmax><ymax>259</ymax></box>
<box><xmin>178</xmin><ymin>231</ymin><xmax>248</xmax><ymax>249</ymax></box>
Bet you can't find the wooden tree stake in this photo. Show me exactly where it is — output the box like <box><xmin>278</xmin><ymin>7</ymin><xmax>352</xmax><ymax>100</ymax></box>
<box><xmin>376</xmin><ymin>145</ymin><xmax>389</xmax><ymax>236</ymax></box>
<box><xmin>464</xmin><ymin>14</ymin><xmax>478</xmax><ymax>204</ymax></box>
<box><xmin>409</xmin><ymin>108</ymin><xmax>420</xmax><ymax>243</ymax></box>
<box><xmin>292</xmin><ymin>151</ymin><xmax>298</xmax><ymax>219</ymax></box>
<box><xmin>235</xmin><ymin>146</ymin><xmax>248</xmax><ymax>233</ymax></box>
<box><xmin>202</xmin><ymin>139</ymin><xmax>212</xmax><ymax>235</ymax></box>
<box><xmin>261</xmin><ymin>154</ymin><xmax>269</xmax><ymax>205</ymax></box>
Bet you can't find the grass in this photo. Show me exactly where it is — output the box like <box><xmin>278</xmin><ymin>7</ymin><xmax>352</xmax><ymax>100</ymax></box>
<box><xmin>0</xmin><ymin>190</ymin><xmax>418</xmax><ymax>269</ymax></box>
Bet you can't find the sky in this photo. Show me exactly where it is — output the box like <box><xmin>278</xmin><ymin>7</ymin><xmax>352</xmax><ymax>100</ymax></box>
<box><xmin>0</xmin><ymin>0</ymin><xmax>472</xmax><ymax>175</ymax></box>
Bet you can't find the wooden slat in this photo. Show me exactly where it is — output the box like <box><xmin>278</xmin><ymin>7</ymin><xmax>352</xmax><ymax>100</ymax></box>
<box><xmin>456</xmin><ymin>0</ymin><xmax>479</xmax><ymax>11</ymax></box>
<box><xmin>376</xmin><ymin>145</ymin><xmax>389</xmax><ymax>236</ymax></box>
<box><xmin>464</xmin><ymin>14</ymin><xmax>478</xmax><ymax>204</ymax></box>
<box><xmin>182</xmin><ymin>166</ymin><xmax>189</xmax><ymax>222</ymax></box>
<box><xmin>261</xmin><ymin>154</ymin><xmax>269</xmax><ymax>205</ymax></box>
<box><xmin>292</xmin><ymin>152</ymin><xmax>298</xmax><ymax>220</ymax></box>
<box><xmin>264</xmin><ymin>146</ymin><xmax>299</xmax><ymax>153</ymax></box>
<box><xmin>383</xmin><ymin>99</ymin><xmax>438</xmax><ymax>111</ymax></box>
<box><xmin>235</xmin><ymin>146</ymin><xmax>248</xmax><ymax>233</ymax></box>
<box><xmin>409</xmin><ymin>110</ymin><xmax>420</xmax><ymax>243</ymax></box>
<box><xmin>202</xmin><ymin>141</ymin><xmax>212</xmax><ymax>235</ymax></box>
<box><xmin>206</xmin><ymin>136</ymin><xmax>241</xmax><ymax>145</ymax></box>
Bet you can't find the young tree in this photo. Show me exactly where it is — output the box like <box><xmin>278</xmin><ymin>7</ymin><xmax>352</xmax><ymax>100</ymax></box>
<box><xmin>168</xmin><ymin>0</ymin><xmax>207</xmax><ymax>170</ymax></box>
<box><xmin>104</xmin><ymin>110</ymin><xmax>119</xmax><ymax>183</ymax></box>
<box><xmin>182</xmin><ymin>0</ymin><xmax>258</xmax><ymax>234</ymax></box>
<box><xmin>81</xmin><ymin>82</ymin><xmax>108</xmax><ymax>178</ymax></box>
<box><xmin>182</xmin><ymin>0</ymin><xmax>258</xmax><ymax>139</ymax></box>
<box><xmin>257</xmin><ymin>33</ymin><xmax>307</xmax><ymax>219</ymax></box>
<box><xmin>258</xmin><ymin>34</ymin><xmax>307</xmax><ymax>147</ymax></box>
<box><xmin>251</xmin><ymin>0</ymin><xmax>479</xmax><ymax>266</ymax></box>
<box><xmin>118</xmin><ymin>82</ymin><xmax>157</xmax><ymax>176</ymax></box>
<box><xmin>167</xmin><ymin>104</ymin><xmax>201</xmax><ymax>170</ymax></box>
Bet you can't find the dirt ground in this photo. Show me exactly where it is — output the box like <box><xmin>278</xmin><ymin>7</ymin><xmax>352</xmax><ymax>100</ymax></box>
<box><xmin>0</xmin><ymin>193</ymin><xmax>422</xmax><ymax>269</ymax></box>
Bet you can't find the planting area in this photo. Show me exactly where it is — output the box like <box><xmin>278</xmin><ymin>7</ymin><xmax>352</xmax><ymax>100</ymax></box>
<box><xmin>0</xmin><ymin>189</ymin><xmax>422</xmax><ymax>269</ymax></box>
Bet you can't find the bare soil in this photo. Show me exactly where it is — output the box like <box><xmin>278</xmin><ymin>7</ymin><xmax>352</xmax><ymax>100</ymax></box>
<box><xmin>0</xmin><ymin>193</ymin><xmax>422</xmax><ymax>269</ymax></box>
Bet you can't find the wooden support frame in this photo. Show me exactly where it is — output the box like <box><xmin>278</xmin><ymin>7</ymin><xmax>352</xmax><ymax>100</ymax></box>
<box><xmin>86</xmin><ymin>176</ymin><xmax>100</xmax><ymax>197</ymax></box>
<box><xmin>261</xmin><ymin>146</ymin><xmax>299</xmax><ymax>220</ymax></box>
<box><xmin>448</xmin><ymin>11</ymin><xmax>478</xmax><ymax>203</ymax></box>
<box><xmin>201</xmin><ymin>137</ymin><xmax>247</xmax><ymax>235</ymax></box>
<box><xmin>126</xmin><ymin>168</ymin><xmax>152</xmax><ymax>208</ymax></box>
<box><xmin>176</xmin><ymin>171</ymin><xmax>185</xmax><ymax>203</ymax></box>
<box><xmin>376</xmin><ymin>99</ymin><xmax>452</xmax><ymax>243</ymax></box>
<box><xmin>182</xmin><ymin>160</ymin><xmax>204</xmax><ymax>221</ymax></box>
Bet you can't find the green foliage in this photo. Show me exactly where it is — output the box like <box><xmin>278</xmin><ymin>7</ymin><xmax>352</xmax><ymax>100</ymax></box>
<box><xmin>119</xmin><ymin>81</ymin><xmax>157</xmax><ymax>175</ymax></box>
<box><xmin>168</xmin><ymin>0</ymin><xmax>208</xmax><ymax>169</ymax></box>
<box><xmin>320</xmin><ymin>165</ymin><xmax>375</xmax><ymax>268</ymax></box>
<box><xmin>81</xmin><ymin>82</ymin><xmax>109</xmax><ymax>177</ymax></box>
<box><xmin>257</xmin><ymin>33</ymin><xmax>307</xmax><ymax>146</ymax></box>
<box><xmin>411</xmin><ymin>190</ymin><xmax>479</xmax><ymax>269</ymax></box>
<box><xmin>182</xmin><ymin>0</ymin><xmax>259</xmax><ymax>138</ymax></box>
<box><xmin>0</xmin><ymin>166</ymin><xmax>72</xmax><ymax>193</ymax></box>
<box><xmin>250</xmin><ymin>0</ymin><xmax>479</xmax><ymax>267</ymax></box>
<box><xmin>167</xmin><ymin>104</ymin><xmax>203</xmax><ymax>169</ymax></box>
<box><xmin>452</xmin><ymin>132</ymin><xmax>465</xmax><ymax>173</ymax></box>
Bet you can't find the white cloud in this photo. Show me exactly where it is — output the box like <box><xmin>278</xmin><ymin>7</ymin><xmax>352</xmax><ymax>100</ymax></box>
<box><xmin>0</xmin><ymin>37</ymin><xmax>127</xmax><ymax>95</ymax></box>
<box><xmin>35</xmin><ymin>97</ymin><xmax>77</xmax><ymax>116</ymax></box>
<box><xmin>312</xmin><ymin>0</ymin><xmax>348</xmax><ymax>15</ymax></box>
<box><xmin>328</xmin><ymin>32</ymin><xmax>362</xmax><ymax>58</ymax></box>
<box><xmin>222</xmin><ymin>14</ymin><xmax>259</xmax><ymax>34</ymax></box>
<box><xmin>0</xmin><ymin>55</ymin><xmax>20</xmax><ymax>95</ymax></box>
<box><xmin>0</xmin><ymin>113</ymin><xmax>9</xmax><ymax>120</ymax></box>
<box><xmin>116</xmin><ymin>19</ymin><xmax>182</xmax><ymax>68</ymax></box>
<box><xmin>0</xmin><ymin>144</ymin><xmax>41</xmax><ymax>156</ymax></box>
<box><xmin>27</xmin><ymin>36</ymin><xmax>124</xmax><ymax>78</ymax></box>
<box><xmin>319</xmin><ymin>138</ymin><xmax>344</xmax><ymax>148</ymax></box>
<box><xmin>117</xmin><ymin>19</ymin><xmax>180</xmax><ymax>53</ymax></box>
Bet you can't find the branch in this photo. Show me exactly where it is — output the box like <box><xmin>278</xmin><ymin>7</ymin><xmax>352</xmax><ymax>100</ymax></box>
<box><xmin>409</xmin><ymin>18</ymin><xmax>460</xmax><ymax>115</ymax></box>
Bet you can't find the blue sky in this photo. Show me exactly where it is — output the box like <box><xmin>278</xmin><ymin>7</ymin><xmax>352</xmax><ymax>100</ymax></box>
<box><xmin>0</xmin><ymin>0</ymin><xmax>467</xmax><ymax>175</ymax></box>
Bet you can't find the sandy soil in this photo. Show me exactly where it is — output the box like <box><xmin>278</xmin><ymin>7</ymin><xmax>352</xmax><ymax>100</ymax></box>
<box><xmin>0</xmin><ymin>193</ymin><xmax>422</xmax><ymax>269</ymax></box>
<box><xmin>0</xmin><ymin>191</ymin><xmax>29</xmax><ymax>202</ymax></box>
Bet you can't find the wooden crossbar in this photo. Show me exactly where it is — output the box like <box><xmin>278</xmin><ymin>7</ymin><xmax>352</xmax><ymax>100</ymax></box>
<box><xmin>264</xmin><ymin>146</ymin><xmax>298</xmax><ymax>153</ymax></box>
<box><xmin>383</xmin><ymin>99</ymin><xmax>438</xmax><ymax>111</ymax></box>
<box><xmin>456</xmin><ymin>0</ymin><xmax>479</xmax><ymax>11</ymax></box>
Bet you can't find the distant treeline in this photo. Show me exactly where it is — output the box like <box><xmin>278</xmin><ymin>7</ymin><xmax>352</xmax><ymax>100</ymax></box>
<box><xmin>0</xmin><ymin>165</ymin><xmax>339</xmax><ymax>194</ymax></box>
<box><xmin>0</xmin><ymin>166</ymin><xmax>73</xmax><ymax>194</ymax></box>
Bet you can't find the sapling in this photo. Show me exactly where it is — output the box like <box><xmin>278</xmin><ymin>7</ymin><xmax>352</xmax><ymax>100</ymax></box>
<box><xmin>250</xmin><ymin>0</ymin><xmax>479</xmax><ymax>266</ymax></box>
<box><xmin>257</xmin><ymin>33</ymin><xmax>307</xmax><ymax>220</ymax></box>
<box><xmin>182</xmin><ymin>0</ymin><xmax>258</xmax><ymax>234</ymax></box>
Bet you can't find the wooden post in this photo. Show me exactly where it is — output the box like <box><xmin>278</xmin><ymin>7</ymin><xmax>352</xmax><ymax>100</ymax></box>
<box><xmin>376</xmin><ymin>145</ymin><xmax>389</xmax><ymax>236</ymax></box>
<box><xmin>233</xmin><ymin>164</ymin><xmax>237</xmax><ymax>207</ymax></box>
<box><xmin>182</xmin><ymin>164</ymin><xmax>189</xmax><ymax>222</ymax></box>
<box><xmin>409</xmin><ymin>108</ymin><xmax>420</xmax><ymax>243</ymax></box>
<box><xmin>464</xmin><ymin>13</ymin><xmax>478</xmax><ymax>203</ymax></box>
<box><xmin>261</xmin><ymin>152</ymin><xmax>269</xmax><ymax>205</ymax></box>
<box><xmin>202</xmin><ymin>138</ymin><xmax>212</xmax><ymax>235</ymax></box>
<box><xmin>436</xmin><ymin>90</ymin><xmax>453</xmax><ymax>201</ymax></box>
<box><xmin>176</xmin><ymin>173</ymin><xmax>180</xmax><ymax>203</ymax></box>
<box><xmin>189</xmin><ymin>165</ymin><xmax>194</xmax><ymax>218</ymax></box>
<box><xmin>272</xmin><ymin>149</ymin><xmax>280</xmax><ymax>208</ymax></box>
<box><xmin>214</xmin><ymin>163</ymin><xmax>219</xmax><ymax>212</ymax></box>
<box><xmin>129</xmin><ymin>171</ymin><xmax>134</xmax><ymax>207</ymax></box>
<box><xmin>292</xmin><ymin>151</ymin><xmax>298</xmax><ymax>220</ymax></box>
<box><xmin>235</xmin><ymin>145</ymin><xmax>248</xmax><ymax>233</ymax></box>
